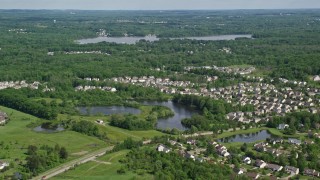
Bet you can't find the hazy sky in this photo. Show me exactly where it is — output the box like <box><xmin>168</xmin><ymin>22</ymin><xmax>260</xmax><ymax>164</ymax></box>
<box><xmin>1</xmin><ymin>0</ymin><xmax>320</xmax><ymax>10</ymax></box>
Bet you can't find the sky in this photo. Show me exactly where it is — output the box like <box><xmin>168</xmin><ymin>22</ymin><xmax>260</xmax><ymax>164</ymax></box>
<box><xmin>1</xmin><ymin>0</ymin><xmax>320</xmax><ymax>10</ymax></box>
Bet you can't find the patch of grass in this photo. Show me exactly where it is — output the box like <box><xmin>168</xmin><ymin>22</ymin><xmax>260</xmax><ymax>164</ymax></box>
<box><xmin>0</xmin><ymin>106</ymin><xmax>106</xmax><ymax>176</ymax></box>
<box><xmin>53</xmin><ymin>150</ymin><xmax>153</xmax><ymax>180</ymax></box>
<box><xmin>58</xmin><ymin>113</ymin><xmax>165</xmax><ymax>142</ymax></box>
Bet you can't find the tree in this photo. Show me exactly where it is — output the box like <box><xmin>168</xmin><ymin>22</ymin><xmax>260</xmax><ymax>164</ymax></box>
<box><xmin>59</xmin><ymin>147</ymin><xmax>68</xmax><ymax>159</ymax></box>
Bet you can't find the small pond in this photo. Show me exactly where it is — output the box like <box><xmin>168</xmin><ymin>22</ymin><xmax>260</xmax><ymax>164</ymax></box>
<box><xmin>218</xmin><ymin>130</ymin><xmax>272</xmax><ymax>143</ymax></box>
<box><xmin>33</xmin><ymin>125</ymin><xmax>65</xmax><ymax>133</ymax></box>
<box><xmin>76</xmin><ymin>34</ymin><xmax>252</xmax><ymax>45</ymax></box>
<box><xmin>142</xmin><ymin>101</ymin><xmax>197</xmax><ymax>130</ymax></box>
<box><xmin>77</xmin><ymin>106</ymin><xmax>141</xmax><ymax>115</ymax></box>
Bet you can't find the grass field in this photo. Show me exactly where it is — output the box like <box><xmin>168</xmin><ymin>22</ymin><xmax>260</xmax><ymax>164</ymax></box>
<box><xmin>53</xmin><ymin>150</ymin><xmax>153</xmax><ymax>180</ymax></box>
<box><xmin>0</xmin><ymin>106</ymin><xmax>105</xmax><ymax>176</ymax></box>
<box><xmin>58</xmin><ymin>113</ymin><xmax>164</xmax><ymax>142</ymax></box>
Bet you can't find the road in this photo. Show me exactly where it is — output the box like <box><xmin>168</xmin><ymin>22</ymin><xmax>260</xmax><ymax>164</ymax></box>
<box><xmin>32</xmin><ymin>146</ymin><xmax>114</xmax><ymax>180</ymax></box>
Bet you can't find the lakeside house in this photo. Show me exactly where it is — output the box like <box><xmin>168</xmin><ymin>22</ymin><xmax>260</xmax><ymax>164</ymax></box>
<box><xmin>278</xmin><ymin>124</ymin><xmax>289</xmax><ymax>130</ymax></box>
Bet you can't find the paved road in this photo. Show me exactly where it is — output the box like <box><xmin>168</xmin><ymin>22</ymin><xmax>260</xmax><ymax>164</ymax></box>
<box><xmin>32</xmin><ymin>146</ymin><xmax>114</xmax><ymax>180</ymax></box>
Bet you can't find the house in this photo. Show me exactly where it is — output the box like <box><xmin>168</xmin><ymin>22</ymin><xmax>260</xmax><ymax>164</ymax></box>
<box><xmin>0</xmin><ymin>112</ymin><xmax>8</xmax><ymax>125</ymax></box>
<box><xmin>269</xmin><ymin>138</ymin><xmax>283</xmax><ymax>145</ymax></box>
<box><xmin>243</xmin><ymin>157</ymin><xmax>251</xmax><ymax>164</ymax></box>
<box><xmin>184</xmin><ymin>152</ymin><xmax>195</xmax><ymax>160</ymax></box>
<box><xmin>304</xmin><ymin>169</ymin><xmax>320</xmax><ymax>177</ymax></box>
<box><xmin>95</xmin><ymin>119</ymin><xmax>104</xmax><ymax>124</ymax></box>
<box><xmin>313</xmin><ymin>75</ymin><xmax>320</xmax><ymax>82</ymax></box>
<box><xmin>187</xmin><ymin>139</ymin><xmax>197</xmax><ymax>145</ymax></box>
<box><xmin>278</xmin><ymin>124</ymin><xmax>289</xmax><ymax>130</ymax></box>
<box><xmin>285</xmin><ymin>166</ymin><xmax>299</xmax><ymax>175</ymax></box>
<box><xmin>157</xmin><ymin>144</ymin><xmax>171</xmax><ymax>153</ymax></box>
<box><xmin>0</xmin><ymin>161</ymin><xmax>9</xmax><ymax>170</ymax></box>
<box><xmin>267</xmin><ymin>163</ymin><xmax>283</xmax><ymax>172</ymax></box>
<box><xmin>246</xmin><ymin>172</ymin><xmax>260</xmax><ymax>180</ymax></box>
<box><xmin>255</xmin><ymin>159</ymin><xmax>267</xmax><ymax>168</ymax></box>
<box><xmin>235</xmin><ymin>168</ymin><xmax>246</xmax><ymax>175</ymax></box>
<box><xmin>288</xmin><ymin>138</ymin><xmax>301</xmax><ymax>145</ymax></box>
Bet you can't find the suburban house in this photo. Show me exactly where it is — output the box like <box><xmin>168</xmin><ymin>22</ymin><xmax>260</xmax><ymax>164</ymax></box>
<box><xmin>255</xmin><ymin>159</ymin><xmax>267</xmax><ymax>169</ymax></box>
<box><xmin>0</xmin><ymin>111</ymin><xmax>8</xmax><ymax>125</ymax></box>
<box><xmin>285</xmin><ymin>166</ymin><xmax>299</xmax><ymax>175</ymax></box>
<box><xmin>288</xmin><ymin>138</ymin><xmax>302</xmax><ymax>146</ymax></box>
<box><xmin>0</xmin><ymin>161</ymin><xmax>9</xmax><ymax>170</ymax></box>
<box><xmin>243</xmin><ymin>157</ymin><xmax>251</xmax><ymax>164</ymax></box>
<box><xmin>304</xmin><ymin>168</ymin><xmax>320</xmax><ymax>177</ymax></box>
<box><xmin>267</xmin><ymin>163</ymin><xmax>283</xmax><ymax>172</ymax></box>
<box><xmin>95</xmin><ymin>119</ymin><xmax>104</xmax><ymax>124</ymax></box>
<box><xmin>278</xmin><ymin>124</ymin><xmax>289</xmax><ymax>130</ymax></box>
<box><xmin>157</xmin><ymin>144</ymin><xmax>171</xmax><ymax>153</ymax></box>
<box><xmin>246</xmin><ymin>172</ymin><xmax>260</xmax><ymax>179</ymax></box>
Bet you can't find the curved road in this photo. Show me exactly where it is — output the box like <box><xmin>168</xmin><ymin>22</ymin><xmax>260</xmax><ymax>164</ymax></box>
<box><xmin>32</xmin><ymin>146</ymin><xmax>114</xmax><ymax>180</ymax></box>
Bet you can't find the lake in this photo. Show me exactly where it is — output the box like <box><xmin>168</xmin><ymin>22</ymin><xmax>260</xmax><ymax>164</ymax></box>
<box><xmin>76</xmin><ymin>34</ymin><xmax>252</xmax><ymax>44</ymax></box>
<box><xmin>33</xmin><ymin>125</ymin><xmax>65</xmax><ymax>133</ymax></box>
<box><xmin>218</xmin><ymin>130</ymin><xmax>272</xmax><ymax>143</ymax></box>
<box><xmin>142</xmin><ymin>101</ymin><xmax>197</xmax><ymax>130</ymax></box>
<box><xmin>77</xmin><ymin>106</ymin><xmax>141</xmax><ymax>115</ymax></box>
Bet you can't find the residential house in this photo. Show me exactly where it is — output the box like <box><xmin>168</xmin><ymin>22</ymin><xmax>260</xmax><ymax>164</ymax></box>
<box><xmin>246</xmin><ymin>172</ymin><xmax>260</xmax><ymax>180</ymax></box>
<box><xmin>157</xmin><ymin>144</ymin><xmax>171</xmax><ymax>153</ymax></box>
<box><xmin>255</xmin><ymin>159</ymin><xmax>267</xmax><ymax>169</ymax></box>
<box><xmin>243</xmin><ymin>157</ymin><xmax>251</xmax><ymax>164</ymax></box>
<box><xmin>304</xmin><ymin>169</ymin><xmax>320</xmax><ymax>177</ymax></box>
<box><xmin>185</xmin><ymin>152</ymin><xmax>195</xmax><ymax>160</ymax></box>
<box><xmin>0</xmin><ymin>161</ymin><xmax>9</xmax><ymax>170</ymax></box>
<box><xmin>285</xmin><ymin>166</ymin><xmax>299</xmax><ymax>175</ymax></box>
<box><xmin>278</xmin><ymin>124</ymin><xmax>289</xmax><ymax>130</ymax></box>
<box><xmin>267</xmin><ymin>163</ymin><xmax>283</xmax><ymax>172</ymax></box>
<box><xmin>288</xmin><ymin>138</ymin><xmax>301</xmax><ymax>146</ymax></box>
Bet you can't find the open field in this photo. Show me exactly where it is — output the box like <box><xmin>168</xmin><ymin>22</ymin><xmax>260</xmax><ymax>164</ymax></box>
<box><xmin>0</xmin><ymin>106</ymin><xmax>107</xmax><ymax>176</ymax></box>
<box><xmin>58</xmin><ymin>112</ymin><xmax>165</xmax><ymax>142</ymax></box>
<box><xmin>53</xmin><ymin>150</ymin><xmax>154</xmax><ymax>180</ymax></box>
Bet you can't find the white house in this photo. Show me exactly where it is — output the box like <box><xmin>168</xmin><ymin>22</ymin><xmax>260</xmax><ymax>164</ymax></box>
<box><xmin>0</xmin><ymin>161</ymin><xmax>9</xmax><ymax>170</ymax></box>
<box><xmin>157</xmin><ymin>144</ymin><xmax>171</xmax><ymax>153</ymax></box>
<box><xmin>278</xmin><ymin>124</ymin><xmax>289</xmax><ymax>130</ymax></box>
<box><xmin>255</xmin><ymin>159</ymin><xmax>267</xmax><ymax>168</ymax></box>
<box><xmin>243</xmin><ymin>157</ymin><xmax>251</xmax><ymax>164</ymax></box>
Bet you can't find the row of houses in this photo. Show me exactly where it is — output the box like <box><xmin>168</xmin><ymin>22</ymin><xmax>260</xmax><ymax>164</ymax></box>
<box><xmin>184</xmin><ymin>65</ymin><xmax>256</xmax><ymax>75</ymax></box>
<box><xmin>64</xmin><ymin>51</ymin><xmax>110</xmax><ymax>55</ymax></box>
<box><xmin>108</xmin><ymin>76</ymin><xmax>319</xmax><ymax>123</ymax></box>
<box><xmin>255</xmin><ymin>159</ymin><xmax>299</xmax><ymax>174</ymax></box>
<box><xmin>75</xmin><ymin>86</ymin><xmax>117</xmax><ymax>92</ymax></box>
<box><xmin>0</xmin><ymin>81</ymin><xmax>40</xmax><ymax>90</ymax></box>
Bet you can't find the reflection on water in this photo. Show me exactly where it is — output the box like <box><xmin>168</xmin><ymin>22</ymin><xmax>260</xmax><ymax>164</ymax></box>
<box><xmin>142</xmin><ymin>101</ymin><xmax>197</xmax><ymax>130</ymax></box>
<box><xmin>77</xmin><ymin>34</ymin><xmax>252</xmax><ymax>44</ymax></box>
<box><xmin>218</xmin><ymin>130</ymin><xmax>272</xmax><ymax>143</ymax></box>
<box><xmin>77</xmin><ymin>106</ymin><xmax>141</xmax><ymax>115</ymax></box>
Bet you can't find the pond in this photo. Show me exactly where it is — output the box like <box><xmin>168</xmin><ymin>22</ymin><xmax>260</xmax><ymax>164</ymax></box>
<box><xmin>33</xmin><ymin>125</ymin><xmax>65</xmax><ymax>133</ymax></box>
<box><xmin>142</xmin><ymin>101</ymin><xmax>197</xmax><ymax>130</ymax></box>
<box><xmin>77</xmin><ymin>106</ymin><xmax>141</xmax><ymax>115</ymax></box>
<box><xmin>76</xmin><ymin>34</ymin><xmax>252</xmax><ymax>44</ymax></box>
<box><xmin>218</xmin><ymin>130</ymin><xmax>272</xmax><ymax>143</ymax></box>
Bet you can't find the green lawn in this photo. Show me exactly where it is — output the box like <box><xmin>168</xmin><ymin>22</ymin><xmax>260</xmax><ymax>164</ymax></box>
<box><xmin>53</xmin><ymin>150</ymin><xmax>154</xmax><ymax>180</ymax></box>
<box><xmin>0</xmin><ymin>106</ymin><xmax>106</xmax><ymax>176</ymax></box>
<box><xmin>58</xmin><ymin>113</ymin><xmax>164</xmax><ymax>142</ymax></box>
